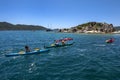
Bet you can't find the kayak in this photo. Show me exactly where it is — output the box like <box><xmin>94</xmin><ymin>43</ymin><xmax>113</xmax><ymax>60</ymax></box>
<box><xmin>106</xmin><ymin>40</ymin><xmax>114</xmax><ymax>43</ymax></box>
<box><xmin>106</xmin><ymin>41</ymin><xmax>113</xmax><ymax>43</ymax></box>
<box><xmin>105</xmin><ymin>38</ymin><xmax>114</xmax><ymax>43</ymax></box>
<box><xmin>45</xmin><ymin>42</ymin><xmax>74</xmax><ymax>48</ymax></box>
<box><xmin>5</xmin><ymin>49</ymin><xmax>50</xmax><ymax>57</ymax></box>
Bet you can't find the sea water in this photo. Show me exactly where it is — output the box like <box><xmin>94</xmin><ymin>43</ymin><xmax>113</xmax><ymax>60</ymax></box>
<box><xmin>0</xmin><ymin>31</ymin><xmax>120</xmax><ymax>80</ymax></box>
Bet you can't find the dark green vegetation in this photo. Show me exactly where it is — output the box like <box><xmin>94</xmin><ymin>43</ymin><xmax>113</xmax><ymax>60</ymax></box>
<box><xmin>114</xmin><ymin>26</ymin><xmax>120</xmax><ymax>31</ymax></box>
<box><xmin>0</xmin><ymin>22</ymin><xmax>48</xmax><ymax>30</ymax></box>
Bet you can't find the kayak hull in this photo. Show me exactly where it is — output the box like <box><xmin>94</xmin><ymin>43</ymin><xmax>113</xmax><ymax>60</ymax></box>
<box><xmin>45</xmin><ymin>42</ymin><xmax>74</xmax><ymax>48</ymax></box>
<box><xmin>5</xmin><ymin>49</ymin><xmax>50</xmax><ymax>57</ymax></box>
<box><xmin>106</xmin><ymin>41</ymin><xmax>113</xmax><ymax>43</ymax></box>
<box><xmin>106</xmin><ymin>40</ymin><xmax>113</xmax><ymax>43</ymax></box>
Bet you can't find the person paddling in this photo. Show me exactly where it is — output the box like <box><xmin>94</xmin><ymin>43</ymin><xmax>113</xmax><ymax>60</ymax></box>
<box><xmin>61</xmin><ymin>40</ymin><xmax>65</xmax><ymax>45</ymax></box>
<box><xmin>54</xmin><ymin>40</ymin><xmax>59</xmax><ymax>46</ymax></box>
<box><xmin>25</xmin><ymin>45</ymin><xmax>30</xmax><ymax>52</ymax></box>
<box><xmin>109</xmin><ymin>38</ymin><xmax>114</xmax><ymax>43</ymax></box>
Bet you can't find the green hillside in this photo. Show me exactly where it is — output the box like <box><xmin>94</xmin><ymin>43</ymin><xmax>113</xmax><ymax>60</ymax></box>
<box><xmin>0</xmin><ymin>22</ymin><xmax>47</xmax><ymax>30</ymax></box>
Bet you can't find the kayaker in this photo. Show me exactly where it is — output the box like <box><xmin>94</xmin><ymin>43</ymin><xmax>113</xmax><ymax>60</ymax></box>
<box><xmin>106</xmin><ymin>38</ymin><xmax>114</xmax><ymax>43</ymax></box>
<box><xmin>61</xmin><ymin>40</ymin><xmax>65</xmax><ymax>45</ymax></box>
<box><xmin>25</xmin><ymin>45</ymin><xmax>30</xmax><ymax>52</ymax></box>
<box><xmin>109</xmin><ymin>38</ymin><xmax>114</xmax><ymax>42</ymax></box>
<box><xmin>54</xmin><ymin>40</ymin><xmax>59</xmax><ymax>46</ymax></box>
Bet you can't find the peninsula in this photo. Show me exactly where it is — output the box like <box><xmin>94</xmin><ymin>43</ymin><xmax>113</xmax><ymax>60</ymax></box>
<box><xmin>0</xmin><ymin>22</ymin><xmax>48</xmax><ymax>30</ymax></box>
<box><xmin>59</xmin><ymin>22</ymin><xmax>120</xmax><ymax>34</ymax></box>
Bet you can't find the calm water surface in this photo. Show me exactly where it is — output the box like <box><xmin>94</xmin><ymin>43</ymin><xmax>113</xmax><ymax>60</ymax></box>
<box><xmin>0</xmin><ymin>31</ymin><xmax>120</xmax><ymax>80</ymax></box>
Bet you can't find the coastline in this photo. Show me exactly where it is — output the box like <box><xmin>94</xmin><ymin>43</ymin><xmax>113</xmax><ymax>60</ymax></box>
<box><xmin>58</xmin><ymin>30</ymin><xmax>120</xmax><ymax>34</ymax></box>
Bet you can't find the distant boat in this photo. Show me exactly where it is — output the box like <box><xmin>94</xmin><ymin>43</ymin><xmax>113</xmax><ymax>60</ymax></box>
<box><xmin>105</xmin><ymin>38</ymin><xmax>114</xmax><ymax>43</ymax></box>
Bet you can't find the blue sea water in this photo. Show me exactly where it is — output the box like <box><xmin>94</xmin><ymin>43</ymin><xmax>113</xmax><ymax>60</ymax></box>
<box><xmin>0</xmin><ymin>31</ymin><xmax>120</xmax><ymax>80</ymax></box>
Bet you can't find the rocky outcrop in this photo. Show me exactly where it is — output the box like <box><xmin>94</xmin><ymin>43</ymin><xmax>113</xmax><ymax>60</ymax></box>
<box><xmin>59</xmin><ymin>22</ymin><xmax>115</xmax><ymax>33</ymax></box>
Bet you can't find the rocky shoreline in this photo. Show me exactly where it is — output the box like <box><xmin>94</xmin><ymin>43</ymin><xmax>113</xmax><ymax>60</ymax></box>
<box><xmin>58</xmin><ymin>22</ymin><xmax>120</xmax><ymax>34</ymax></box>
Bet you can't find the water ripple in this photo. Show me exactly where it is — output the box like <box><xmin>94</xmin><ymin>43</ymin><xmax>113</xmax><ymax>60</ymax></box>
<box><xmin>1</xmin><ymin>31</ymin><xmax>120</xmax><ymax>80</ymax></box>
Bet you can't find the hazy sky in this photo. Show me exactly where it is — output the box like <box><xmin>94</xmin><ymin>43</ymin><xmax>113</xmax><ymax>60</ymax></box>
<box><xmin>0</xmin><ymin>0</ymin><xmax>120</xmax><ymax>29</ymax></box>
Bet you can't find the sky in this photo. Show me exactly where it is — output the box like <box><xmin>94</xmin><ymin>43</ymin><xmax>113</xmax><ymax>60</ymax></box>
<box><xmin>0</xmin><ymin>0</ymin><xmax>120</xmax><ymax>29</ymax></box>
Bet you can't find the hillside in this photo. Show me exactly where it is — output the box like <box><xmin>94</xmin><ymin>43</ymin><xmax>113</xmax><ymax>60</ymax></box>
<box><xmin>114</xmin><ymin>26</ymin><xmax>120</xmax><ymax>31</ymax></box>
<box><xmin>0</xmin><ymin>22</ymin><xmax>48</xmax><ymax>30</ymax></box>
<box><xmin>59</xmin><ymin>22</ymin><xmax>116</xmax><ymax>33</ymax></box>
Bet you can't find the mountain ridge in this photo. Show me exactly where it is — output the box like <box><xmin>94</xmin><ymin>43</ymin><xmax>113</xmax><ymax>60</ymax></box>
<box><xmin>0</xmin><ymin>22</ymin><xmax>48</xmax><ymax>30</ymax></box>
